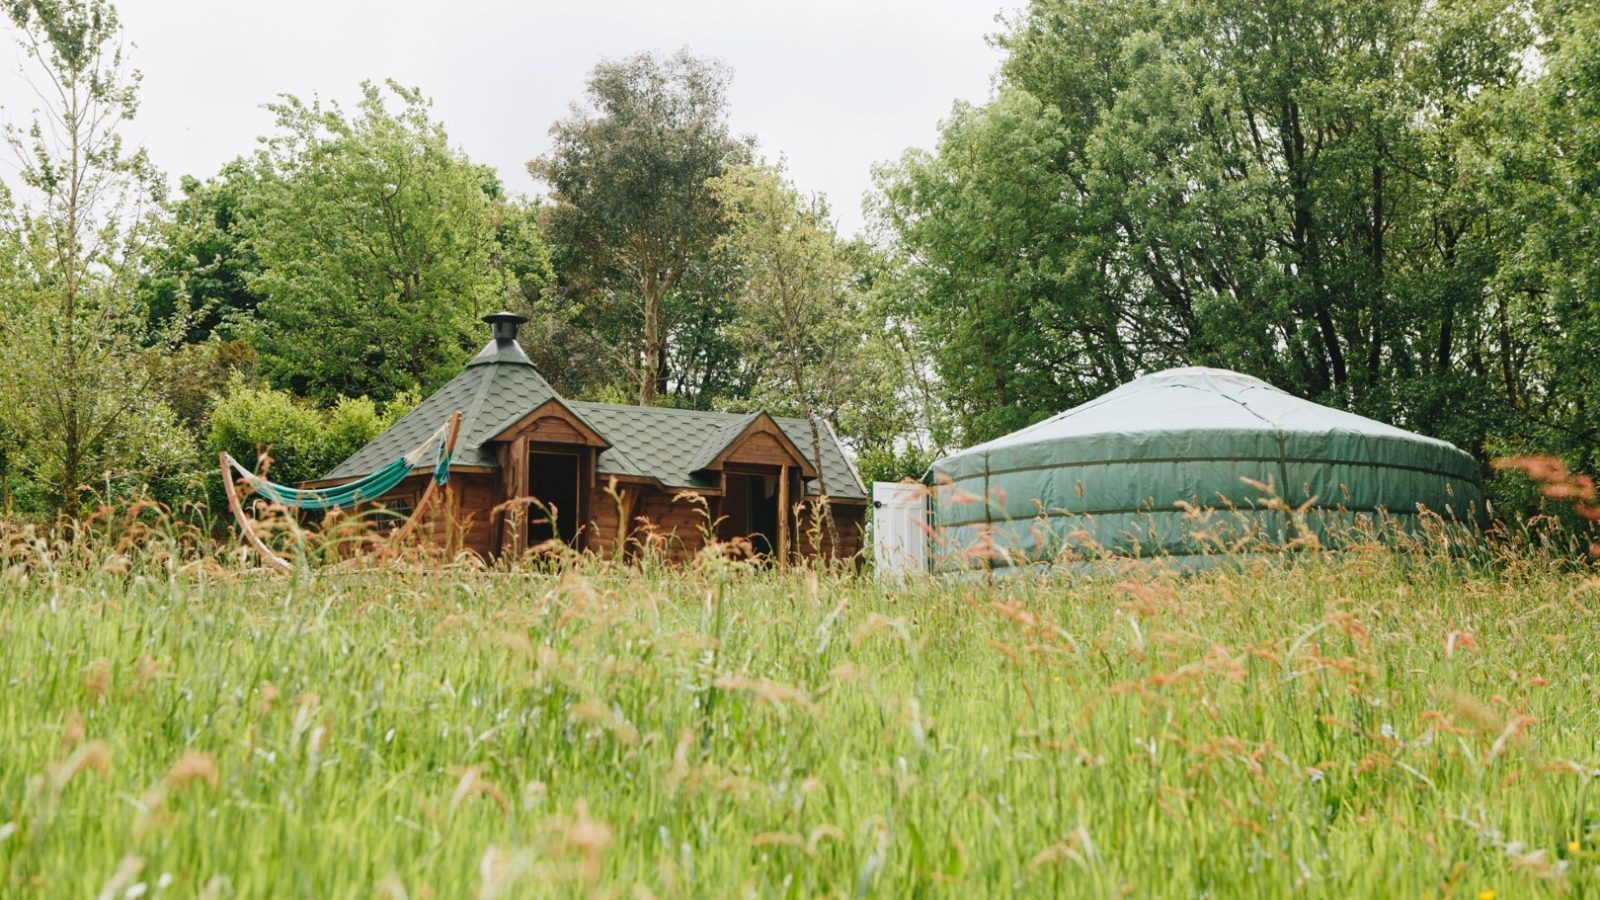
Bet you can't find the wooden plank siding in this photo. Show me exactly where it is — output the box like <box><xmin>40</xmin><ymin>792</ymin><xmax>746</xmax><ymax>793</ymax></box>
<box><xmin>724</xmin><ymin>432</ymin><xmax>797</xmax><ymax>468</ymax></box>
<box><xmin>798</xmin><ymin>501</ymin><xmax>869</xmax><ymax>563</ymax></box>
<box><xmin>350</xmin><ymin>464</ymin><xmax>860</xmax><ymax>566</ymax></box>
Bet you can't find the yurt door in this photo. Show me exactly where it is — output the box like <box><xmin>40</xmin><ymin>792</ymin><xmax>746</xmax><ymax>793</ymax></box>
<box><xmin>872</xmin><ymin>482</ymin><xmax>928</xmax><ymax>579</ymax></box>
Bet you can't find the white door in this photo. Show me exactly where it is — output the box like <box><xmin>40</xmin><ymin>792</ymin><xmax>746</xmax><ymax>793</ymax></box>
<box><xmin>873</xmin><ymin>482</ymin><xmax>928</xmax><ymax>579</ymax></box>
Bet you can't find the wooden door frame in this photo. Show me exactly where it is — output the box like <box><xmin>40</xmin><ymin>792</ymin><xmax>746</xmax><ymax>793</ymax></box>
<box><xmin>527</xmin><ymin>444</ymin><xmax>589</xmax><ymax>549</ymax></box>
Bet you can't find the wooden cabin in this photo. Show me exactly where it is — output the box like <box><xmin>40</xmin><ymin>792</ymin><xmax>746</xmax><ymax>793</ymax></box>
<box><xmin>303</xmin><ymin>312</ymin><xmax>868</xmax><ymax>562</ymax></box>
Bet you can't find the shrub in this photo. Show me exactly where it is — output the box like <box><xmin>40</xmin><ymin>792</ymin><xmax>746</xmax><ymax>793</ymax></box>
<box><xmin>204</xmin><ymin>379</ymin><xmax>413</xmax><ymax>523</ymax></box>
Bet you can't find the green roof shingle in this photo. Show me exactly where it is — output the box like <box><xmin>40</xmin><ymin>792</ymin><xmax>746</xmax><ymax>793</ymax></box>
<box><xmin>322</xmin><ymin>336</ymin><xmax>580</xmax><ymax>480</ymax></box>
<box><xmin>569</xmin><ymin>402</ymin><xmax>865</xmax><ymax>500</ymax></box>
<box><xmin>321</xmin><ymin>320</ymin><xmax>865</xmax><ymax>501</ymax></box>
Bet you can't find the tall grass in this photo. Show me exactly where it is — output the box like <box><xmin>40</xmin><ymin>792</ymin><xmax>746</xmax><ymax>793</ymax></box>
<box><xmin>1</xmin><ymin>524</ymin><xmax>1598</xmax><ymax>897</ymax></box>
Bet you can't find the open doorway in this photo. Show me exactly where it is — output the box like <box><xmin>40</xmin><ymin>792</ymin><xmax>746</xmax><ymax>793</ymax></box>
<box><xmin>529</xmin><ymin>451</ymin><xmax>581</xmax><ymax>546</ymax></box>
<box><xmin>744</xmin><ymin>473</ymin><xmax>779</xmax><ymax>556</ymax></box>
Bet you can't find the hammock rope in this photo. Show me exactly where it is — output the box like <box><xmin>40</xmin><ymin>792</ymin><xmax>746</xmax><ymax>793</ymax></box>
<box><xmin>220</xmin><ymin>410</ymin><xmax>463</xmax><ymax>570</ymax></box>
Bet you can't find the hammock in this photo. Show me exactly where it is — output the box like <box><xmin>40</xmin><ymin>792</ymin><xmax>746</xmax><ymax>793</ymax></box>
<box><xmin>221</xmin><ymin>411</ymin><xmax>463</xmax><ymax>570</ymax></box>
<box><xmin>227</xmin><ymin>438</ymin><xmax>451</xmax><ymax>509</ymax></box>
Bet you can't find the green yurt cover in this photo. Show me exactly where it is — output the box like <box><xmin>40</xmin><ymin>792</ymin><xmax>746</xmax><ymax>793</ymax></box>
<box><xmin>927</xmin><ymin>367</ymin><xmax>1482</xmax><ymax>572</ymax></box>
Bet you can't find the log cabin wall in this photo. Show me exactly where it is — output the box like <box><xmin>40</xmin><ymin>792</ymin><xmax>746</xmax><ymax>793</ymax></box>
<box><xmin>798</xmin><ymin>501</ymin><xmax>869</xmax><ymax>562</ymax></box>
<box><xmin>450</xmin><ymin>473</ymin><xmax>502</xmax><ymax>560</ymax></box>
<box><xmin>350</xmin><ymin>413</ymin><xmax>857</xmax><ymax>560</ymax></box>
<box><xmin>367</xmin><ymin>471</ymin><xmax>861</xmax><ymax>566</ymax></box>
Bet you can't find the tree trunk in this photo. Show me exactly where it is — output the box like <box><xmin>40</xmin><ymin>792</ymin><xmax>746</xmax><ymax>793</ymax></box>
<box><xmin>63</xmin><ymin>434</ymin><xmax>81</xmax><ymax>516</ymax></box>
<box><xmin>1436</xmin><ymin>226</ymin><xmax>1459</xmax><ymax>373</ymax></box>
<box><xmin>639</xmin><ymin>282</ymin><xmax>664</xmax><ymax>406</ymax></box>
<box><xmin>806</xmin><ymin>415</ymin><xmax>829</xmax><ymax>498</ymax></box>
<box><xmin>1365</xmin><ymin>156</ymin><xmax>1385</xmax><ymax>392</ymax></box>
<box><xmin>1499</xmin><ymin>298</ymin><xmax>1519</xmax><ymax>408</ymax></box>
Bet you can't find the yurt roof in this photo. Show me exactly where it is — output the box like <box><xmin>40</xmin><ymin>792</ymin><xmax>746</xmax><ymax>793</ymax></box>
<box><xmin>933</xmin><ymin>367</ymin><xmax>1479</xmax><ymax>486</ymax></box>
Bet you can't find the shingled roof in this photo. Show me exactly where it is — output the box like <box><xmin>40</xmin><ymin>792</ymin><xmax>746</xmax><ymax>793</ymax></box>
<box><xmin>320</xmin><ymin>313</ymin><xmax>866</xmax><ymax>501</ymax></box>
<box><xmin>570</xmin><ymin>402</ymin><xmax>865</xmax><ymax>499</ymax></box>
<box><xmin>322</xmin><ymin>313</ymin><xmax>600</xmax><ymax>480</ymax></box>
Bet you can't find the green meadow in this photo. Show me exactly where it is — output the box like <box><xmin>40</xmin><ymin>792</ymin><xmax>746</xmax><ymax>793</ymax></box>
<box><xmin>2</xmin><ymin>534</ymin><xmax>1598</xmax><ymax>897</ymax></box>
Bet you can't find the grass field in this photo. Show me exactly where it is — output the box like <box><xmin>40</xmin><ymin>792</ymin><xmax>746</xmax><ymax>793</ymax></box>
<box><xmin>2</xmin><ymin>534</ymin><xmax>1599</xmax><ymax>897</ymax></box>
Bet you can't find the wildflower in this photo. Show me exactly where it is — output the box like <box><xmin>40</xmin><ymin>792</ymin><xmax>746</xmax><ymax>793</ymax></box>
<box><xmin>449</xmin><ymin>766</ymin><xmax>509</xmax><ymax>814</ymax></box>
<box><xmin>1568</xmin><ymin>840</ymin><xmax>1581</xmax><ymax>853</ymax></box>
<box><xmin>131</xmin><ymin>656</ymin><xmax>167</xmax><ymax>695</ymax></box>
<box><xmin>477</xmin><ymin>846</ymin><xmax>534</xmax><ymax>900</ymax></box>
<box><xmin>257</xmin><ymin>681</ymin><xmax>279</xmax><ymax>714</ymax></box>
<box><xmin>60</xmin><ymin>713</ymin><xmax>86</xmax><ymax>752</ymax></box>
<box><xmin>1445</xmin><ymin>630</ymin><xmax>1478</xmax><ymax>657</ymax></box>
<box><xmin>1478</xmin><ymin>890</ymin><xmax>1496</xmax><ymax>900</ymax></box>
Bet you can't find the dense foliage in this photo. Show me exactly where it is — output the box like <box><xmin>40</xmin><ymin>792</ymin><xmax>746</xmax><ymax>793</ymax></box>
<box><xmin>532</xmin><ymin>50</ymin><xmax>753</xmax><ymax>408</ymax></box>
<box><xmin>238</xmin><ymin>85</ymin><xmax>494</xmax><ymax>402</ymax></box>
<box><xmin>874</xmin><ymin>0</ymin><xmax>1600</xmax><ymax>484</ymax></box>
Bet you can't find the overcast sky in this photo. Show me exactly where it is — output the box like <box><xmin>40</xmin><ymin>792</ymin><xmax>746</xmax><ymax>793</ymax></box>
<box><xmin>0</xmin><ymin>0</ymin><xmax>1012</xmax><ymax>236</ymax></box>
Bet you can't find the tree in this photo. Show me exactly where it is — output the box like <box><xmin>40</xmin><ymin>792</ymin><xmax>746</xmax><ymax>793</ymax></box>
<box><xmin>874</xmin><ymin>90</ymin><xmax>1109</xmax><ymax>442</ymax></box>
<box><xmin>531</xmin><ymin>49</ymin><xmax>751</xmax><ymax>406</ymax></box>
<box><xmin>710</xmin><ymin>162</ymin><xmax>870</xmax><ymax>495</ymax></box>
<box><xmin>240</xmin><ymin>81</ymin><xmax>508</xmax><ymax>403</ymax></box>
<box><xmin>875</xmin><ymin>0</ymin><xmax>1539</xmax><ymax>456</ymax></box>
<box><xmin>490</xmin><ymin>200</ymin><xmax>604</xmax><ymax>396</ymax></box>
<box><xmin>139</xmin><ymin>161</ymin><xmax>263</xmax><ymax>344</ymax></box>
<box><xmin>1476</xmin><ymin>0</ymin><xmax>1600</xmax><ymax>473</ymax></box>
<box><xmin>837</xmin><ymin>240</ymin><xmax>947</xmax><ymax>483</ymax></box>
<box><xmin>0</xmin><ymin>0</ymin><xmax>189</xmax><ymax>514</ymax></box>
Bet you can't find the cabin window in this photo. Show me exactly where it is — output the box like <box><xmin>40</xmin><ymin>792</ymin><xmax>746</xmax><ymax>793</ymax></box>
<box><xmin>369</xmin><ymin>497</ymin><xmax>413</xmax><ymax>533</ymax></box>
<box><xmin>528</xmin><ymin>451</ymin><xmax>581</xmax><ymax>546</ymax></box>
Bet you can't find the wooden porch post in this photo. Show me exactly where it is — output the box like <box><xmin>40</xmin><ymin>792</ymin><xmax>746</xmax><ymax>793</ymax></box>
<box><xmin>777</xmin><ymin>464</ymin><xmax>790</xmax><ymax>568</ymax></box>
<box><xmin>510</xmin><ymin>435</ymin><xmax>529</xmax><ymax>558</ymax></box>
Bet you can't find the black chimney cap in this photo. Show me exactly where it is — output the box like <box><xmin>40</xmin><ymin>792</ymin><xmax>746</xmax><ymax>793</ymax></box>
<box><xmin>483</xmin><ymin>310</ymin><xmax>527</xmax><ymax>340</ymax></box>
<box><xmin>468</xmin><ymin>311</ymin><xmax>534</xmax><ymax>367</ymax></box>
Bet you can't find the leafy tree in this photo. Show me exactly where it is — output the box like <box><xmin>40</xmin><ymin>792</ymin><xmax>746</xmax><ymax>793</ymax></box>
<box><xmin>139</xmin><ymin>162</ymin><xmax>263</xmax><ymax>343</ymax></box>
<box><xmin>531</xmin><ymin>49</ymin><xmax>752</xmax><ymax>406</ymax></box>
<box><xmin>838</xmin><ymin>240</ymin><xmax>950</xmax><ymax>471</ymax></box>
<box><xmin>710</xmin><ymin>162</ymin><xmax>872</xmax><ymax>494</ymax></box>
<box><xmin>153</xmin><ymin>339</ymin><xmax>259</xmax><ymax>431</ymax></box>
<box><xmin>876</xmin><ymin>0</ymin><xmax>1542</xmax><ymax>459</ymax></box>
<box><xmin>0</xmin><ymin>0</ymin><xmax>191</xmax><ymax>515</ymax></box>
<box><xmin>240</xmin><ymin>81</ymin><xmax>508</xmax><ymax>404</ymax></box>
<box><xmin>1476</xmin><ymin>0</ymin><xmax>1600</xmax><ymax>475</ymax></box>
<box><xmin>874</xmin><ymin>89</ymin><xmax>1107</xmax><ymax>442</ymax></box>
<box><xmin>489</xmin><ymin>200</ymin><xmax>604</xmax><ymax>396</ymax></box>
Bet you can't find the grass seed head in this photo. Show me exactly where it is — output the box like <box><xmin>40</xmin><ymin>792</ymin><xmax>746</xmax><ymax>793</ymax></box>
<box><xmin>48</xmin><ymin>740</ymin><xmax>112</xmax><ymax>791</ymax></box>
<box><xmin>81</xmin><ymin>658</ymin><xmax>112</xmax><ymax>702</ymax></box>
<box><xmin>165</xmin><ymin>751</ymin><xmax>220</xmax><ymax>791</ymax></box>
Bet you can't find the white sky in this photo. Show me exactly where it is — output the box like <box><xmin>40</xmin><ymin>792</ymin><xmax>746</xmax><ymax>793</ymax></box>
<box><xmin>0</xmin><ymin>0</ymin><xmax>1011</xmax><ymax>236</ymax></box>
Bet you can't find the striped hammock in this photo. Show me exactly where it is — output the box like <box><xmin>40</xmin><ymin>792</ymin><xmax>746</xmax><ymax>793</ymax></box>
<box><xmin>225</xmin><ymin>420</ymin><xmax>454</xmax><ymax>510</ymax></box>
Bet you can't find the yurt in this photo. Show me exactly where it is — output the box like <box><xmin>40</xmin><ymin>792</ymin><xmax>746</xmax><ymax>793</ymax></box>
<box><xmin>925</xmin><ymin>367</ymin><xmax>1482</xmax><ymax>572</ymax></box>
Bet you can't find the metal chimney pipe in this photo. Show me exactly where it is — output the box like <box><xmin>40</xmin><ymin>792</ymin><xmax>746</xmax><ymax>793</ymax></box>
<box><xmin>483</xmin><ymin>311</ymin><xmax>527</xmax><ymax>342</ymax></box>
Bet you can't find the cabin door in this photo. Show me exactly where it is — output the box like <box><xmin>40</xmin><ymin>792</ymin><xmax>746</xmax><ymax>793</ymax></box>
<box><xmin>528</xmin><ymin>451</ymin><xmax>581</xmax><ymax>546</ymax></box>
<box><xmin>744</xmin><ymin>473</ymin><xmax>780</xmax><ymax>556</ymax></box>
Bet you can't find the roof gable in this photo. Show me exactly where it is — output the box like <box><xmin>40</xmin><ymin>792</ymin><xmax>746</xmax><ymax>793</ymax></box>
<box><xmin>568</xmin><ymin>402</ymin><xmax>866</xmax><ymax>500</ymax></box>
<box><xmin>486</xmin><ymin>398</ymin><xmax>611</xmax><ymax>448</ymax></box>
<box><xmin>685</xmin><ymin>411</ymin><xmax>817</xmax><ymax>477</ymax></box>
